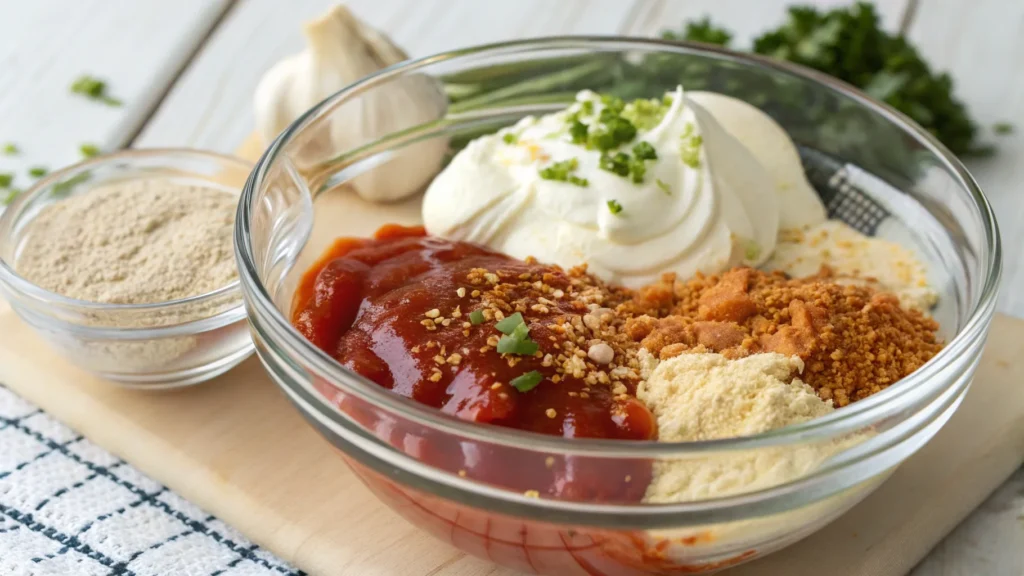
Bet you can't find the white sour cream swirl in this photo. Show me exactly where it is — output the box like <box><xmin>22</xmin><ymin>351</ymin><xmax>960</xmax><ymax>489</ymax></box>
<box><xmin>422</xmin><ymin>87</ymin><xmax>824</xmax><ymax>287</ymax></box>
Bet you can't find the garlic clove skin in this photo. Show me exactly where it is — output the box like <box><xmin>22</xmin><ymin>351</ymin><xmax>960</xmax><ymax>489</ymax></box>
<box><xmin>253</xmin><ymin>4</ymin><xmax>449</xmax><ymax>203</ymax></box>
<box><xmin>329</xmin><ymin>70</ymin><xmax>449</xmax><ymax>203</ymax></box>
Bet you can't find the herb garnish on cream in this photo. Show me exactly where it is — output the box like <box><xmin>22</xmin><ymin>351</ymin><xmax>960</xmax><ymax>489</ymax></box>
<box><xmin>423</xmin><ymin>87</ymin><xmax>825</xmax><ymax>288</ymax></box>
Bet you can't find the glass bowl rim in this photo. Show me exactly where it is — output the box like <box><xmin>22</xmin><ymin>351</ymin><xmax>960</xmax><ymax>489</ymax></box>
<box><xmin>237</xmin><ymin>36</ymin><xmax>1001</xmax><ymax>457</ymax></box>
<box><xmin>0</xmin><ymin>148</ymin><xmax>251</xmax><ymax>325</ymax></box>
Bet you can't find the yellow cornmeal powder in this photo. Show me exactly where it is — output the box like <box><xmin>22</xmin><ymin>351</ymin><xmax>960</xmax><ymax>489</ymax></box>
<box><xmin>638</xmin><ymin>353</ymin><xmax>832</xmax><ymax>442</ymax></box>
<box><xmin>637</xmin><ymin>352</ymin><xmax>860</xmax><ymax>503</ymax></box>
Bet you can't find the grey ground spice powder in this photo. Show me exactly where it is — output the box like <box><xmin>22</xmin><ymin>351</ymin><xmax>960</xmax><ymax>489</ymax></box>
<box><xmin>15</xmin><ymin>179</ymin><xmax>240</xmax><ymax>372</ymax></box>
<box><xmin>16</xmin><ymin>179</ymin><xmax>238</xmax><ymax>304</ymax></box>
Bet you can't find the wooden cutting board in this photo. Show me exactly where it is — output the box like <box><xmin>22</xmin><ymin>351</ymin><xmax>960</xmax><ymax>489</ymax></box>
<box><xmin>0</xmin><ymin>134</ymin><xmax>1019</xmax><ymax>576</ymax></box>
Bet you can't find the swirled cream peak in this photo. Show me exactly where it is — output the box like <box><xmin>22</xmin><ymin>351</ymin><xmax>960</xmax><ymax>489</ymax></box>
<box><xmin>422</xmin><ymin>88</ymin><xmax>824</xmax><ymax>287</ymax></box>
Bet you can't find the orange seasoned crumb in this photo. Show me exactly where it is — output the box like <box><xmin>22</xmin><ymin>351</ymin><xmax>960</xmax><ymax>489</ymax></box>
<box><xmin>627</xmin><ymin>268</ymin><xmax>943</xmax><ymax>406</ymax></box>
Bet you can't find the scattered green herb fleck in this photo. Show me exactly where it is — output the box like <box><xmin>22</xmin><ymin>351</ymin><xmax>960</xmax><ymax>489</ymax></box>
<box><xmin>580</xmin><ymin>100</ymin><xmax>595</xmax><ymax>115</ymax></box>
<box><xmin>0</xmin><ymin>173</ymin><xmax>12</xmax><ymax>188</ymax></box>
<box><xmin>569</xmin><ymin>120</ymin><xmax>589</xmax><ymax>144</ymax></box>
<box><xmin>79</xmin><ymin>143</ymin><xmax>101</xmax><ymax>158</ymax></box>
<box><xmin>510</xmin><ymin>370</ymin><xmax>544</xmax><ymax>393</ymax></box>
<box><xmin>50</xmin><ymin>171</ymin><xmax>91</xmax><ymax>198</ymax></box>
<box><xmin>656</xmin><ymin>178</ymin><xmax>672</xmax><ymax>195</ymax></box>
<box><xmin>28</xmin><ymin>166</ymin><xmax>48</xmax><ymax>178</ymax></box>
<box><xmin>502</xmin><ymin>132</ymin><xmax>518</xmax><ymax>144</ymax></box>
<box><xmin>70</xmin><ymin>75</ymin><xmax>122</xmax><ymax>106</ymax></box>
<box><xmin>627</xmin><ymin>157</ymin><xmax>647</xmax><ymax>183</ymax></box>
<box><xmin>681</xmin><ymin>148</ymin><xmax>700</xmax><ymax>168</ymax></box>
<box><xmin>607</xmin><ymin>199</ymin><xmax>623</xmax><ymax>215</ymax></box>
<box><xmin>495</xmin><ymin>312</ymin><xmax>525</xmax><ymax>335</ymax></box>
<box><xmin>622</xmin><ymin>97</ymin><xmax>669</xmax><ymax>130</ymax></box>
<box><xmin>2</xmin><ymin>143</ymin><xmax>18</xmax><ymax>156</ymax></box>
<box><xmin>497</xmin><ymin>322</ymin><xmax>539</xmax><ymax>356</ymax></box>
<box><xmin>2</xmin><ymin>188</ymin><xmax>20</xmax><ymax>205</ymax></box>
<box><xmin>469</xmin><ymin>309</ymin><xmax>485</xmax><ymax>325</ymax></box>
<box><xmin>589</xmin><ymin>115</ymin><xmax>637</xmax><ymax>152</ymax></box>
<box><xmin>631</xmin><ymin>141</ymin><xmax>657</xmax><ymax>161</ymax></box>
<box><xmin>680</xmin><ymin>132</ymin><xmax>703</xmax><ymax>168</ymax></box>
<box><xmin>600</xmin><ymin>94</ymin><xmax>625</xmax><ymax>114</ymax></box>
<box><xmin>744</xmin><ymin>241</ymin><xmax>762</xmax><ymax>261</ymax></box>
<box><xmin>539</xmin><ymin>158</ymin><xmax>588</xmax><ymax>187</ymax></box>
<box><xmin>994</xmin><ymin>122</ymin><xmax>1014</xmax><ymax>135</ymax></box>
<box><xmin>599</xmin><ymin>152</ymin><xmax>630</xmax><ymax>177</ymax></box>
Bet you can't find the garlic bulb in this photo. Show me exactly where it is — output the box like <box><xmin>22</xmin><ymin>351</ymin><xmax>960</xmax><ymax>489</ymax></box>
<box><xmin>254</xmin><ymin>4</ymin><xmax>448</xmax><ymax>202</ymax></box>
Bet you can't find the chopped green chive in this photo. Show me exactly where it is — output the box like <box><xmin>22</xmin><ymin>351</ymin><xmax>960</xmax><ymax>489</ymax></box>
<box><xmin>0</xmin><ymin>173</ymin><xmax>12</xmax><ymax>188</ymax></box>
<box><xmin>2</xmin><ymin>188</ymin><xmax>20</xmax><ymax>205</ymax></box>
<box><xmin>71</xmin><ymin>75</ymin><xmax>105</xmax><ymax>97</ymax></box>
<box><xmin>567</xmin><ymin>94</ymin><xmax>640</xmax><ymax>153</ymax></box>
<box><xmin>494</xmin><ymin>314</ymin><xmax>539</xmax><ymax>356</ymax></box>
<box><xmin>627</xmin><ymin>157</ymin><xmax>647</xmax><ymax>183</ymax></box>
<box><xmin>599</xmin><ymin>152</ymin><xmax>630</xmax><ymax>177</ymax></box>
<box><xmin>79</xmin><ymin>143</ymin><xmax>100</xmax><ymax>158</ymax></box>
<box><xmin>28</xmin><ymin>166</ymin><xmax>48</xmax><ymax>178</ymax></box>
<box><xmin>994</xmin><ymin>122</ymin><xmax>1014</xmax><ymax>135</ymax></box>
<box><xmin>510</xmin><ymin>370</ymin><xmax>543</xmax><ymax>393</ymax></box>
<box><xmin>502</xmin><ymin>132</ymin><xmax>518</xmax><ymax>144</ymax></box>
<box><xmin>656</xmin><ymin>178</ymin><xmax>672</xmax><ymax>195</ymax></box>
<box><xmin>681</xmin><ymin>148</ymin><xmax>700</xmax><ymax>168</ymax></box>
<box><xmin>587</xmin><ymin>116</ymin><xmax>636</xmax><ymax>152</ymax></box>
<box><xmin>70</xmin><ymin>75</ymin><xmax>122</xmax><ymax>106</ymax></box>
<box><xmin>744</xmin><ymin>240</ymin><xmax>762</xmax><ymax>261</ymax></box>
<box><xmin>680</xmin><ymin>131</ymin><xmax>703</xmax><ymax>168</ymax></box>
<box><xmin>2</xmin><ymin>143</ymin><xmax>18</xmax><ymax>155</ymax></box>
<box><xmin>50</xmin><ymin>171</ymin><xmax>91</xmax><ymax>198</ymax></box>
<box><xmin>569</xmin><ymin>120</ymin><xmax>588</xmax><ymax>144</ymax></box>
<box><xmin>607</xmin><ymin>199</ymin><xmax>623</xmax><ymax>215</ymax></box>
<box><xmin>497</xmin><ymin>327</ymin><xmax>539</xmax><ymax>355</ymax></box>
<box><xmin>539</xmin><ymin>158</ymin><xmax>588</xmax><ymax>187</ymax></box>
<box><xmin>631</xmin><ymin>141</ymin><xmax>658</xmax><ymax>161</ymax></box>
<box><xmin>469</xmin><ymin>309</ymin><xmax>485</xmax><ymax>325</ymax></box>
<box><xmin>622</xmin><ymin>97</ymin><xmax>670</xmax><ymax>130</ymax></box>
<box><xmin>495</xmin><ymin>312</ymin><xmax>525</xmax><ymax>334</ymax></box>
<box><xmin>600</xmin><ymin>94</ymin><xmax>625</xmax><ymax>114</ymax></box>
<box><xmin>600</xmin><ymin>148</ymin><xmax>653</xmax><ymax>183</ymax></box>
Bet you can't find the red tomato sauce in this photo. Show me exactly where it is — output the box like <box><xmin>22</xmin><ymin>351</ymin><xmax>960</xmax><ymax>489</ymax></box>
<box><xmin>292</xmin><ymin>225</ymin><xmax>655</xmax><ymax>500</ymax></box>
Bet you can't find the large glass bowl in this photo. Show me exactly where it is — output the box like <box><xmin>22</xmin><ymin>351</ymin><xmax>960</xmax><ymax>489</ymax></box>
<box><xmin>235</xmin><ymin>38</ymin><xmax>1000</xmax><ymax>574</ymax></box>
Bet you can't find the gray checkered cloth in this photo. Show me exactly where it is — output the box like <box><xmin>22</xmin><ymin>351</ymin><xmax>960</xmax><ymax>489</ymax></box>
<box><xmin>0</xmin><ymin>385</ymin><xmax>303</xmax><ymax>576</ymax></box>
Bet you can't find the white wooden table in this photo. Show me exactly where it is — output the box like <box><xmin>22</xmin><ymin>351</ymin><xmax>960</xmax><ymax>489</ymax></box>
<box><xmin>2</xmin><ymin>1</ymin><xmax>1021</xmax><ymax>574</ymax></box>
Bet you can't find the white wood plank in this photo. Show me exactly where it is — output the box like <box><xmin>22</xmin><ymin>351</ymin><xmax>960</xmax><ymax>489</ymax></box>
<box><xmin>904</xmin><ymin>4</ymin><xmax>1024</xmax><ymax>572</ymax></box>
<box><xmin>901</xmin><ymin>0</ymin><xmax>1024</xmax><ymax>319</ymax></box>
<box><xmin>911</xmin><ymin>466</ymin><xmax>1024</xmax><ymax>576</ymax></box>
<box><xmin>0</xmin><ymin>0</ymin><xmax>230</xmax><ymax>196</ymax></box>
<box><xmin>134</xmin><ymin>0</ymin><xmax>638</xmax><ymax>153</ymax></box>
<box><xmin>621</xmin><ymin>0</ymin><xmax>909</xmax><ymax>40</ymax></box>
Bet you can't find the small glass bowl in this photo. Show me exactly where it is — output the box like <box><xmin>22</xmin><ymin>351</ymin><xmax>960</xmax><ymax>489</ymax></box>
<box><xmin>237</xmin><ymin>39</ymin><xmax>1000</xmax><ymax>573</ymax></box>
<box><xmin>0</xmin><ymin>149</ymin><xmax>254</xmax><ymax>388</ymax></box>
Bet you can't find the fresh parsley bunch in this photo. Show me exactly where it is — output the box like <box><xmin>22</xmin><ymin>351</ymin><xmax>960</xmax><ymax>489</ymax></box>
<box><xmin>667</xmin><ymin>2</ymin><xmax>982</xmax><ymax>157</ymax></box>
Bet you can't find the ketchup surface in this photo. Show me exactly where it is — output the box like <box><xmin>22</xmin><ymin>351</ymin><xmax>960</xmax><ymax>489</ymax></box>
<box><xmin>292</xmin><ymin>225</ymin><xmax>654</xmax><ymax>501</ymax></box>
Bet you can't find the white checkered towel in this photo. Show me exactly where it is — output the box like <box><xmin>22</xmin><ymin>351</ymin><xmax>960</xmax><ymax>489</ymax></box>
<box><xmin>0</xmin><ymin>385</ymin><xmax>303</xmax><ymax>576</ymax></box>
